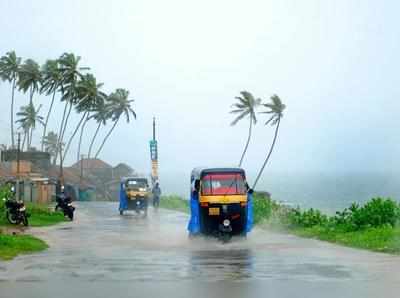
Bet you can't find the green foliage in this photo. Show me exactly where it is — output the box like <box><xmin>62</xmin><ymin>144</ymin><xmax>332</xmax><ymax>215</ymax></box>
<box><xmin>253</xmin><ymin>193</ymin><xmax>274</xmax><ymax>224</ymax></box>
<box><xmin>286</xmin><ymin>208</ymin><xmax>328</xmax><ymax>228</ymax></box>
<box><xmin>25</xmin><ymin>203</ymin><xmax>66</xmax><ymax>227</ymax></box>
<box><xmin>159</xmin><ymin>195</ymin><xmax>189</xmax><ymax>213</ymax></box>
<box><xmin>0</xmin><ymin>234</ymin><xmax>48</xmax><ymax>260</ymax></box>
<box><xmin>0</xmin><ymin>185</ymin><xmax>66</xmax><ymax>227</ymax></box>
<box><xmin>332</xmin><ymin>198</ymin><xmax>400</xmax><ymax>231</ymax></box>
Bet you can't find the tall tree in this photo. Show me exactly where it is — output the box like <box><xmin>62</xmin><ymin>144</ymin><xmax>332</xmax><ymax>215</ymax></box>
<box><xmin>252</xmin><ymin>94</ymin><xmax>286</xmax><ymax>189</ymax></box>
<box><xmin>0</xmin><ymin>51</ymin><xmax>21</xmax><ymax>148</ymax></box>
<box><xmin>43</xmin><ymin>131</ymin><xmax>62</xmax><ymax>165</ymax></box>
<box><xmin>55</xmin><ymin>53</ymin><xmax>89</xmax><ymax>172</ymax></box>
<box><xmin>17</xmin><ymin>59</ymin><xmax>42</xmax><ymax>105</ymax></box>
<box><xmin>15</xmin><ymin>102</ymin><xmax>45</xmax><ymax>149</ymax></box>
<box><xmin>87</xmin><ymin>98</ymin><xmax>110</xmax><ymax>159</ymax></box>
<box><xmin>40</xmin><ymin>59</ymin><xmax>63</xmax><ymax>150</ymax></box>
<box><xmin>95</xmin><ymin>89</ymin><xmax>136</xmax><ymax>158</ymax></box>
<box><xmin>230</xmin><ymin>91</ymin><xmax>261</xmax><ymax>167</ymax></box>
<box><xmin>73</xmin><ymin>74</ymin><xmax>106</xmax><ymax>163</ymax></box>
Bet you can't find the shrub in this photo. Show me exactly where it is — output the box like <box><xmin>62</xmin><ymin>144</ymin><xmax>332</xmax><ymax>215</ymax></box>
<box><xmin>333</xmin><ymin>198</ymin><xmax>400</xmax><ymax>231</ymax></box>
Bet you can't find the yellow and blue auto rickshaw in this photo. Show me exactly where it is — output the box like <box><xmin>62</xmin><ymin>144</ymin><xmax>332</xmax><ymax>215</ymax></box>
<box><xmin>119</xmin><ymin>177</ymin><xmax>150</xmax><ymax>216</ymax></box>
<box><xmin>187</xmin><ymin>167</ymin><xmax>253</xmax><ymax>241</ymax></box>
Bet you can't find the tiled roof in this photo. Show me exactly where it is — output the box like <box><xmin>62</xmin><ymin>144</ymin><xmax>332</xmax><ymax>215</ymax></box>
<box><xmin>71</xmin><ymin>158</ymin><xmax>112</xmax><ymax>170</ymax></box>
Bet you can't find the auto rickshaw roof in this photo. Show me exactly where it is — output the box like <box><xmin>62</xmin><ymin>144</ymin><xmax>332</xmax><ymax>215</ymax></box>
<box><xmin>191</xmin><ymin>167</ymin><xmax>246</xmax><ymax>180</ymax></box>
<box><xmin>121</xmin><ymin>176</ymin><xmax>149</xmax><ymax>183</ymax></box>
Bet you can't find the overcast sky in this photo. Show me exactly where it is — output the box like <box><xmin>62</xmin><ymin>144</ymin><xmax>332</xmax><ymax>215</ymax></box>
<box><xmin>0</xmin><ymin>0</ymin><xmax>399</xmax><ymax>184</ymax></box>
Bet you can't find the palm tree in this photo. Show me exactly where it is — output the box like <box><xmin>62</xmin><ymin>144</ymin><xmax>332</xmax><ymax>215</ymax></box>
<box><xmin>55</xmin><ymin>53</ymin><xmax>89</xmax><ymax>168</ymax></box>
<box><xmin>94</xmin><ymin>89</ymin><xmax>136</xmax><ymax>158</ymax></box>
<box><xmin>62</xmin><ymin>73</ymin><xmax>106</xmax><ymax>164</ymax></box>
<box><xmin>87</xmin><ymin>98</ymin><xmax>110</xmax><ymax>159</ymax></box>
<box><xmin>17</xmin><ymin>59</ymin><xmax>42</xmax><ymax>105</ymax></box>
<box><xmin>15</xmin><ymin>102</ymin><xmax>45</xmax><ymax>149</ymax></box>
<box><xmin>230</xmin><ymin>91</ymin><xmax>261</xmax><ymax>167</ymax></box>
<box><xmin>18</xmin><ymin>121</ymin><xmax>30</xmax><ymax>151</ymax></box>
<box><xmin>0</xmin><ymin>51</ymin><xmax>21</xmax><ymax>148</ymax></box>
<box><xmin>252</xmin><ymin>94</ymin><xmax>286</xmax><ymax>189</ymax></box>
<box><xmin>43</xmin><ymin>131</ymin><xmax>62</xmax><ymax>165</ymax></box>
<box><xmin>40</xmin><ymin>59</ymin><xmax>63</xmax><ymax>150</ymax></box>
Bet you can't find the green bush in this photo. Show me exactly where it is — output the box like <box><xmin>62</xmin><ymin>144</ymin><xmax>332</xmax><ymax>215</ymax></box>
<box><xmin>253</xmin><ymin>193</ymin><xmax>273</xmax><ymax>224</ymax></box>
<box><xmin>333</xmin><ymin>198</ymin><xmax>400</xmax><ymax>231</ymax></box>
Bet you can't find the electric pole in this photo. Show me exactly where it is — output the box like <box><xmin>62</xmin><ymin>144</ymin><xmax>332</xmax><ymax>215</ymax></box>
<box><xmin>149</xmin><ymin>117</ymin><xmax>159</xmax><ymax>185</ymax></box>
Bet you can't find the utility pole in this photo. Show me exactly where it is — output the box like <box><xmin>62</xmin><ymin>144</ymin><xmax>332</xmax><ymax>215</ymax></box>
<box><xmin>16</xmin><ymin>133</ymin><xmax>21</xmax><ymax>201</ymax></box>
<box><xmin>149</xmin><ymin>117</ymin><xmax>159</xmax><ymax>186</ymax></box>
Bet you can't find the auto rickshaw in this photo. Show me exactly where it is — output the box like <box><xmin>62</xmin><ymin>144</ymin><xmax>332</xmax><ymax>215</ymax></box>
<box><xmin>187</xmin><ymin>167</ymin><xmax>253</xmax><ymax>241</ymax></box>
<box><xmin>119</xmin><ymin>177</ymin><xmax>150</xmax><ymax>216</ymax></box>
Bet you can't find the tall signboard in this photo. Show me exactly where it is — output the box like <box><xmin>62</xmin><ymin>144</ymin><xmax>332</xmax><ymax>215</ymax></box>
<box><xmin>150</xmin><ymin>118</ymin><xmax>159</xmax><ymax>185</ymax></box>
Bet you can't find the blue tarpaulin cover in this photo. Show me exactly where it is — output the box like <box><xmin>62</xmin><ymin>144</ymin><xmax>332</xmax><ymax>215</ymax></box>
<box><xmin>119</xmin><ymin>182</ymin><xmax>128</xmax><ymax>211</ymax></box>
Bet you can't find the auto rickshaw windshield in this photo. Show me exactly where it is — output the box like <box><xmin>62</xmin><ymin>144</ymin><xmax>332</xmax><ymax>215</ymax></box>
<box><xmin>126</xmin><ymin>179</ymin><xmax>148</xmax><ymax>188</ymax></box>
<box><xmin>201</xmin><ymin>173</ymin><xmax>246</xmax><ymax>195</ymax></box>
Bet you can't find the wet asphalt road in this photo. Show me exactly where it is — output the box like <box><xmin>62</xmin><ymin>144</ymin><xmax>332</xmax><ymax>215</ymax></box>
<box><xmin>1</xmin><ymin>202</ymin><xmax>400</xmax><ymax>297</ymax></box>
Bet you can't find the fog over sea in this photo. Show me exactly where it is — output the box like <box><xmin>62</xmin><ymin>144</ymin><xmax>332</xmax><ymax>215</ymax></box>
<box><xmin>160</xmin><ymin>171</ymin><xmax>400</xmax><ymax>213</ymax></box>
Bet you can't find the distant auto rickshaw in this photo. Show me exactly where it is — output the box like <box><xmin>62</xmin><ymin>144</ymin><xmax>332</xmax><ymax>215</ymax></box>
<box><xmin>119</xmin><ymin>177</ymin><xmax>150</xmax><ymax>216</ymax></box>
<box><xmin>187</xmin><ymin>167</ymin><xmax>253</xmax><ymax>241</ymax></box>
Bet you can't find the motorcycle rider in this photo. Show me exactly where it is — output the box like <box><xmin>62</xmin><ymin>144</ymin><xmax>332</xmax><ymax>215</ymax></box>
<box><xmin>152</xmin><ymin>182</ymin><xmax>161</xmax><ymax>208</ymax></box>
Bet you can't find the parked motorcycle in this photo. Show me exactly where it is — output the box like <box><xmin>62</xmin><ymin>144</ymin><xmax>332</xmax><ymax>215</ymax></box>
<box><xmin>55</xmin><ymin>193</ymin><xmax>75</xmax><ymax>221</ymax></box>
<box><xmin>3</xmin><ymin>197</ymin><xmax>29</xmax><ymax>226</ymax></box>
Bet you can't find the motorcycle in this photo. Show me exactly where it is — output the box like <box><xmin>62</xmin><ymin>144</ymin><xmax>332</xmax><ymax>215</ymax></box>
<box><xmin>3</xmin><ymin>197</ymin><xmax>29</xmax><ymax>226</ymax></box>
<box><xmin>55</xmin><ymin>194</ymin><xmax>75</xmax><ymax>221</ymax></box>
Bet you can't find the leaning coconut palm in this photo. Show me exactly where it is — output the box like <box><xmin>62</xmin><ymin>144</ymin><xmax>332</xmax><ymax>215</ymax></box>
<box><xmin>17</xmin><ymin>59</ymin><xmax>42</xmax><ymax>105</ymax></box>
<box><xmin>15</xmin><ymin>102</ymin><xmax>45</xmax><ymax>149</ymax></box>
<box><xmin>40</xmin><ymin>59</ymin><xmax>63</xmax><ymax>150</ymax></box>
<box><xmin>87</xmin><ymin>98</ymin><xmax>110</xmax><ymax>159</ymax></box>
<box><xmin>18</xmin><ymin>121</ymin><xmax>30</xmax><ymax>151</ymax></box>
<box><xmin>252</xmin><ymin>94</ymin><xmax>286</xmax><ymax>189</ymax></box>
<box><xmin>62</xmin><ymin>73</ymin><xmax>106</xmax><ymax>164</ymax></box>
<box><xmin>94</xmin><ymin>89</ymin><xmax>136</xmax><ymax>158</ymax></box>
<box><xmin>55</xmin><ymin>53</ymin><xmax>89</xmax><ymax>167</ymax></box>
<box><xmin>43</xmin><ymin>131</ymin><xmax>63</xmax><ymax>165</ymax></box>
<box><xmin>0</xmin><ymin>51</ymin><xmax>21</xmax><ymax>148</ymax></box>
<box><xmin>230</xmin><ymin>91</ymin><xmax>261</xmax><ymax>167</ymax></box>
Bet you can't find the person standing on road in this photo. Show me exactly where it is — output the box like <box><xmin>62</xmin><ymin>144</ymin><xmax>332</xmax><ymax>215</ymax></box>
<box><xmin>152</xmin><ymin>182</ymin><xmax>161</xmax><ymax>208</ymax></box>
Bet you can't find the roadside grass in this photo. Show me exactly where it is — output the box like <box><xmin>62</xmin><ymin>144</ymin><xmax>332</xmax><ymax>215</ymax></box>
<box><xmin>0</xmin><ymin>233</ymin><xmax>48</xmax><ymax>260</ymax></box>
<box><xmin>160</xmin><ymin>191</ymin><xmax>400</xmax><ymax>254</ymax></box>
<box><xmin>160</xmin><ymin>195</ymin><xmax>189</xmax><ymax>213</ymax></box>
<box><xmin>291</xmin><ymin>225</ymin><xmax>400</xmax><ymax>254</ymax></box>
<box><xmin>0</xmin><ymin>185</ymin><xmax>67</xmax><ymax>260</ymax></box>
<box><xmin>25</xmin><ymin>203</ymin><xmax>67</xmax><ymax>227</ymax></box>
<box><xmin>0</xmin><ymin>201</ymin><xmax>67</xmax><ymax>227</ymax></box>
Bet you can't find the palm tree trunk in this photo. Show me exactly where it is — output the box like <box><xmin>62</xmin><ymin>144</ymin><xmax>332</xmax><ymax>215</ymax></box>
<box><xmin>238</xmin><ymin>117</ymin><xmax>253</xmax><ymax>167</ymax></box>
<box><xmin>76</xmin><ymin>114</ymin><xmax>90</xmax><ymax>163</ymax></box>
<box><xmin>54</xmin><ymin>101</ymin><xmax>69</xmax><ymax>163</ymax></box>
<box><xmin>58</xmin><ymin>101</ymin><xmax>73</xmax><ymax>187</ymax></box>
<box><xmin>21</xmin><ymin>132</ymin><xmax>26</xmax><ymax>151</ymax></box>
<box><xmin>29</xmin><ymin>85</ymin><xmax>34</xmax><ymax>104</ymax></box>
<box><xmin>26</xmin><ymin>128</ymin><xmax>31</xmax><ymax>151</ymax></box>
<box><xmin>41</xmin><ymin>90</ymin><xmax>56</xmax><ymax>151</ymax></box>
<box><xmin>29</xmin><ymin>127</ymin><xmax>34</xmax><ymax>149</ymax></box>
<box><xmin>88</xmin><ymin>122</ymin><xmax>101</xmax><ymax>159</ymax></box>
<box><xmin>252</xmin><ymin>118</ymin><xmax>281</xmax><ymax>189</ymax></box>
<box><xmin>10</xmin><ymin>78</ymin><xmax>16</xmax><ymax>148</ymax></box>
<box><xmin>95</xmin><ymin>118</ymin><xmax>119</xmax><ymax>159</ymax></box>
<box><xmin>62</xmin><ymin>111</ymin><xmax>88</xmax><ymax>164</ymax></box>
<box><xmin>60</xmin><ymin>102</ymin><xmax>73</xmax><ymax>146</ymax></box>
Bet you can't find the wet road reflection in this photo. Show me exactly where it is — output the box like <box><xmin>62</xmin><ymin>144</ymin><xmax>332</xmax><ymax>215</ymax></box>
<box><xmin>0</xmin><ymin>202</ymin><xmax>399</xmax><ymax>284</ymax></box>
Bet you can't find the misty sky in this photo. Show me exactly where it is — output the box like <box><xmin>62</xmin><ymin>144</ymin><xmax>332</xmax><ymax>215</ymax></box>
<box><xmin>0</xmin><ymin>0</ymin><xmax>399</xmax><ymax>184</ymax></box>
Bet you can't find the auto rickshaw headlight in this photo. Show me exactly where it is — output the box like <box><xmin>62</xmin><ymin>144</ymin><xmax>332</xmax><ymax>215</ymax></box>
<box><xmin>139</xmin><ymin>187</ymin><xmax>146</xmax><ymax>192</ymax></box>
<box><xmin>223</xmin><ymin>219</ymin><xmax>230</xmax><ymax>227</ymax></box>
